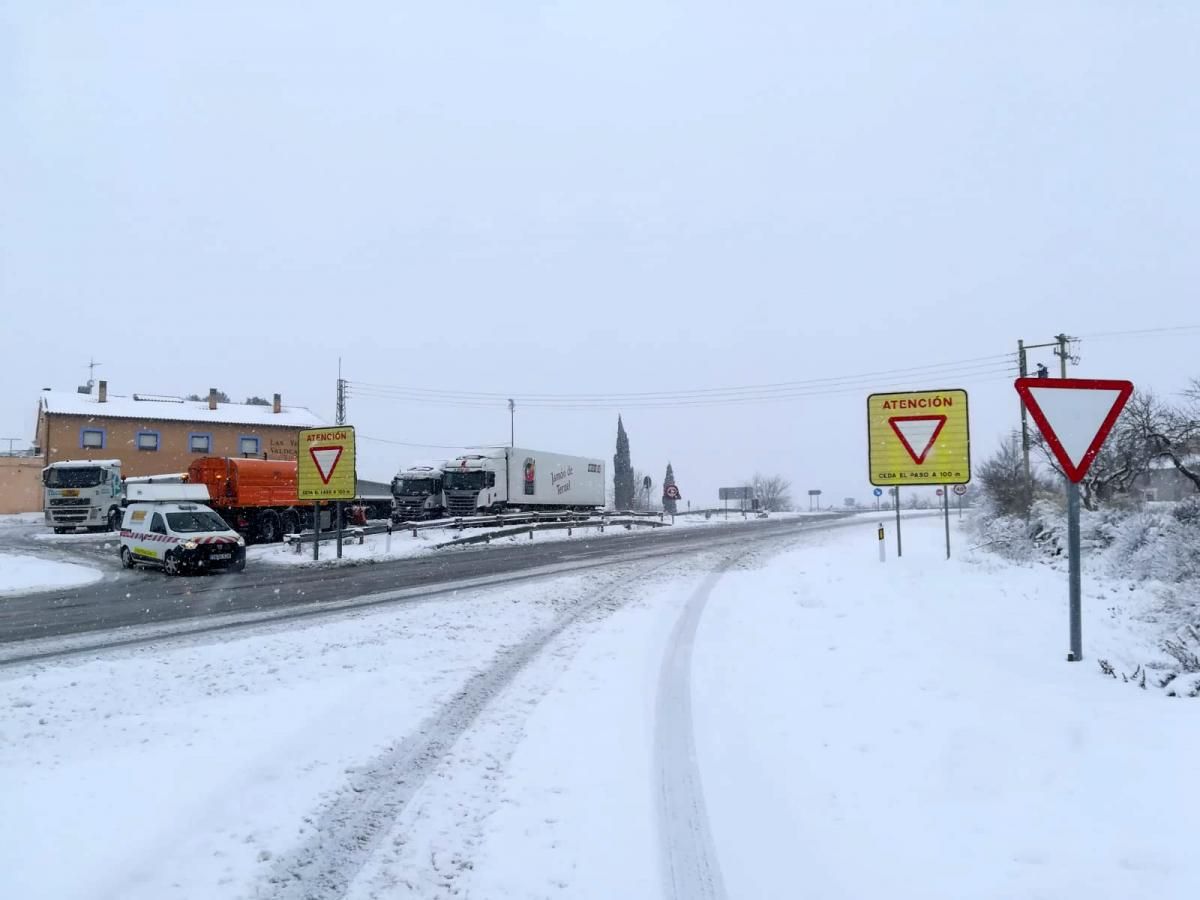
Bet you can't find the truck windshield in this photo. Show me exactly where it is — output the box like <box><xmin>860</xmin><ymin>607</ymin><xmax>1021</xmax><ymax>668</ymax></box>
<box><xmin>397</xmin><ymin>478</ymin><xmax>439</xmax><ymax>495</ymax></box>
<box><xmin>443</xmin><ymin>471</ymin><xmax>485</xmax><ymax>491</ymax></box>
<box><xmin>44</xmin><ymin>467</ymin><xmax>105</xmax><ymax>488</ymax></box>
<box><xmin>166</xmin><ymin>511</ymin><xmax>230</xmax><ymax>533</ymax></box>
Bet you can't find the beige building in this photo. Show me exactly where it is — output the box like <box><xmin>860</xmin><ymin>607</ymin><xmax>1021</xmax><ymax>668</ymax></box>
<box><xmin>33</xmin><ymin>382</ymin><xmax>325</xmax><ymax>478</ymax></box>
<box><xmin>0</xmin><ymin>456</ymin><xmax>45</xmax><ymax>515</ymax></box>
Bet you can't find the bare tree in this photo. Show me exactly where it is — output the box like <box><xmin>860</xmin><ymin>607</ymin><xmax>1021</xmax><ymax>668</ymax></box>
<box><xmin>748</xmin><ymin>473</ymin><xmax>793</xmax><ymax>512</ymax></box>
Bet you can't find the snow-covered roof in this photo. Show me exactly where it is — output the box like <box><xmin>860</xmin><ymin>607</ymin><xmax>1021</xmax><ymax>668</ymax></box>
<box><xmin>44</xmin><ymin>459</ymin><xmax>121</xmax><ymax>469</ymax></box>
<box><xmin>40</xmin><ymin>389</ymin><xmax>325</xmax><ymax>428</ymax></box>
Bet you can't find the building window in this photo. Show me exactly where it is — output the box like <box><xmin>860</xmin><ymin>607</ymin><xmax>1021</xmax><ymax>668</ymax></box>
<box><xmin>136</xmin><ymin>431</ymin><xmax>160</xmax><ymax>451</ymax></box>
<box><xmin>239</xmin><ymin>436</ymin><xmax>260</xmax><ymax>457</ymax></box>
<box><xmin>189</xmin><ymin>432</ymin><xmax>212</xmax><ymax>453</ymax></box>
<box><xmin>80</xmin><ymin>428</ymin><xmax>105</xmax><ymax>449</ymax></box>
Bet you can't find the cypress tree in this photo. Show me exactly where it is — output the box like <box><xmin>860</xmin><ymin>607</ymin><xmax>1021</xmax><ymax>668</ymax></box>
<box><xmin>663</xmin><ymin>462</ymin><xmax>678</xmax><ymax>515</ymax></box>
<box><xmin>614</xmin><ymin>416</ymin><xmax>634</xmax><ymax>510</ymax></box>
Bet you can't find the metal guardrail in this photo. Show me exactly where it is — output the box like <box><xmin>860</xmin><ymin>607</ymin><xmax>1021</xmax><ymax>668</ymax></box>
<box><xmin>435</xmin><ymin>517</ymin><xmax>668</xmax><ymax>549</ymax></box>
<box><xmin>395</xmin><ymin>509</ymin><xmax>667</xmax><ymax>531</ymax></box>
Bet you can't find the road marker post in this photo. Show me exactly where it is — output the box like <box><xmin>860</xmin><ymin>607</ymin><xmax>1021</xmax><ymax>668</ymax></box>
<box><xmin>878</xmin><ymin>523</ymin><xmax>886</xmax><ymax>562</ymax></box>
<box><xmin>1014</xmin><ymin>377</ymin><xmax>1133</xmax><ymax>662</ymax></box>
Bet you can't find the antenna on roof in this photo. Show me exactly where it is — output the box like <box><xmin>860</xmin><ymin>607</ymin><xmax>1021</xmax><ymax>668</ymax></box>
<box><xmin>78</xmin><ymin>358</ymin><xmax>102</xmax><ymax>394</ymax></box>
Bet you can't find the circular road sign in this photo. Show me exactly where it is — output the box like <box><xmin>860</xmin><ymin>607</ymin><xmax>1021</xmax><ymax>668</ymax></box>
<box><xmin>936</xmin><ymin>488</ymin><xmax>944</xmax><ymax>497</ymax></box>
<box><xmin>873</xmin><ymin>488</ymin><xmax>883</xmax><ymax>497</ymax></box>
<box><xmin>953</xmin><ymin>484</ymin><xmax>968</xmax><ymax>496</ymax></box>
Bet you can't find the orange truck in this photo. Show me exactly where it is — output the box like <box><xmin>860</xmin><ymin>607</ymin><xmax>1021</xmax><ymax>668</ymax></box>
<box><xmin>186</xmin><ymin>457</ymin><xmax>319</xmax><ymax>543</ymax></box>
<box><xmin>184</xmin><ymin>457</ymin><xmax>390</xmax><ymax>542</ymax></box>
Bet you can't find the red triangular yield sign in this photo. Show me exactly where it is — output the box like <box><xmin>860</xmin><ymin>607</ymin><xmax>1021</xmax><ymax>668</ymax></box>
<box><xmin>888</xmin><ymin>415</ymin><xmax>947</xmax><ymax>464</ymax></box>
<box><xmin>309</xmin><ymin>445</ymin><xmax>344</xmax><ymax>485</ymax></box>
<box><xmin>1014</xmin><ymin>378</ymin><xmax>1134</xmax><ymax>483</ymax></box>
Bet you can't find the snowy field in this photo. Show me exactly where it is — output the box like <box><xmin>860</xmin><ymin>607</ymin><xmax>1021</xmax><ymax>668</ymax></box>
<box><xmin>1</xmin><ymin>517</ymin><xmax>1196</xmax><ymax>899</ymax></box>
<box><xmin>0</xmin><ymin>553</ymin><xmax>102</xmax><ymax>595</ymax></box>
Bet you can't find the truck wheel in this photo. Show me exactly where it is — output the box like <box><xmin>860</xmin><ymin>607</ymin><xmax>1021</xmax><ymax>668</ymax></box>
<box><xmin>280</xmin><ymin>509</ymin><xmax>300</xmax><ymax>537</ymax></box>
<box><xmin>258</xmin><ymin>510</ymin><xmax>282</xmax><ymax>544</ymax></box>
<box><xmin>163</xmin><ymin>550</ymin><xmax>181</xmax><ymax>576</ymax></box>
<box><xmin>108</xmin><ymin>508</ymin><xmax>123</xmax><ymax>532</ymax></box>
<box><xmin>120</xmin><ymin>547</ymin><xmax>134</xmax><ymax>569</ymax></box>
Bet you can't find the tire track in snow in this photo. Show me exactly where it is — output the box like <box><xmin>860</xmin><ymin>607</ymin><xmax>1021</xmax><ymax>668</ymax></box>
<box><xmin>656</xmin><ymin>566</ymin><xmax>730</xmax><ymax>900</ymax></box>
<box><xmin>261</xmin><ymin>560</ymin><xmax>672</xmax><ymax>900</ymax></box>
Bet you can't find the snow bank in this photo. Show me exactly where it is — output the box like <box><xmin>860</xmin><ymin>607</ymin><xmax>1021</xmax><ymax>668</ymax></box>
<box><xmin>0</xmin><ymin>553</ymin><xmax>102</xmax><ymax>595</ymax></box>
<box><xmin>693</xmin><ymin>518</ymin><xmax>1200</xmax><ymax>899</ymax></box>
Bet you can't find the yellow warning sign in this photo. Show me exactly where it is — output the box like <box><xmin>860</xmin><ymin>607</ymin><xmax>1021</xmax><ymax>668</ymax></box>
<box><xmin>297</xmin><ymin>426</ymin><xmax>357</xmax><ymax>501</ymax></box>
<box><xmin>867</xmin><ymin>389</ymin><xmax>970</xmax><ymax>486</ymax></box>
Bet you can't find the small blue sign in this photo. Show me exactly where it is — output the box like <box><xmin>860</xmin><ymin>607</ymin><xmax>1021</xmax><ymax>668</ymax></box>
<box><xmin>873</xmin><ymin>488</ymin><xmax>883</xmax><ymax>497</ymax></box>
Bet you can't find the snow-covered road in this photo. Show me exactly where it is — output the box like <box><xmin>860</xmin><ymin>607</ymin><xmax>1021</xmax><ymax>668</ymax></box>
<box><xmin>2</xmin><ymin>516</ymin><xmax>1197</xmax><ymax>899</ymax></box>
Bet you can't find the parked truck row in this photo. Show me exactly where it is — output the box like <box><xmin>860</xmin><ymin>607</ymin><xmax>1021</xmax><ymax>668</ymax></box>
<box><xmin>389</xmin><ymin>448</ymin><xmax>606</xmax><ymax>522</ymax></box>
<box><xmin>42</xmin><ymin>457</ymin><xmax>389</xmax><ymax>543</ymax></box>
<box><xmin>41</xmin><ymin>445</ymin><xmax>605</xmax><ymax>542</ymax></box>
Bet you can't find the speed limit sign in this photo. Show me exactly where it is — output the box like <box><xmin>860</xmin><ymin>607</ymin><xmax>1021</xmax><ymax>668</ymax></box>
<box><xmin>953</xmin><ymin>484</ymin><xmax>967</xmax><ymax>496</ymax></box>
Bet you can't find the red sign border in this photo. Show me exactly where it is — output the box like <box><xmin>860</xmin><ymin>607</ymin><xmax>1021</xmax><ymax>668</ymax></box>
<box><xmin>1014</xmin><ymin>378</ymin><xmax>1134</xmax><ymax>483</ymax></box>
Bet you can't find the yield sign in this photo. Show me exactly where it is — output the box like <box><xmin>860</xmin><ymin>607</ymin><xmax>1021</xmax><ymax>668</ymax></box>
<box><xmin>888</xmin><ymin>415</ymin><xmax>946</xmax><ymax>465</ymax></box>
<box><xmin>309</xmin><ymin>445</ymin><xmax>344</xmax><ymax>485</ymax></box>
<box><xmin>1014</xmin><ymin>378</ymin><xmax>1134</xmax><ymax>483</ymax></box>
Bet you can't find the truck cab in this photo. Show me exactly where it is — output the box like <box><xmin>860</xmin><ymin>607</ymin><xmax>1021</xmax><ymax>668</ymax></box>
<box><xmin>390</xmin><ymin>465</ymin><xmax>446</xmax><ymax>522</ymax></box>
<box><xmin>442</xmin><ymin>454</ymin><xmax>505</xmax><ymax>517</ymax></box>
<box><xmin>119</xmin><ymin>485</ymin><xmax>246</xmax><ymax>575</ymax></box>
<box><xmin>42</xmin><ymin>459</ymin><xmax>124</xmax><ymax>533</ymax></box>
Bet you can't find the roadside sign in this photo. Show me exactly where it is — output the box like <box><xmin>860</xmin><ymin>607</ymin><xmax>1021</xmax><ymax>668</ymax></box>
<box><xmin>808</xmin><ymin>489</ymin><xmax>822</xmax><ymax>496</ymax></box>
<box><xmin>868</xmin><ymin>389</ymin><xmax>970</xmax><ymax>486</ymax></box>
<box><xmin>952</xmin><ymin>484</ymin><xmax>967</xmax><ymax>496</ymax></box>
<box><xmin>936</xmin><ymin>488</ymin><xmax>944</xmax><ymax>496</ymax></box>
<box><xmin>719</xmin><ymin>486</ymin><xmax>753</xmax><ymax>501</ymax></box>
<box><xmin>873</xmin><ymin>487</ymin><xmax>883</xmax><ymax>497</ymax></box>
<box><xmin>297</xmin><ymin>426</ymin><xmax>357</xmax><ymax>501</ymax></box>
<box><xmin>663</xmin><ymin>484</ymin><xmax>682</xmax><ymax>500</ymax></box>
<box><xmin>1014</xmin><ymin>377</ymin><xmax>1134</xmax><ymax>664</ymax></box>
<box><xmin>1014</xmin><ymin>378</ymin><xmax>1134</xmax><ymax>483</ymax></box>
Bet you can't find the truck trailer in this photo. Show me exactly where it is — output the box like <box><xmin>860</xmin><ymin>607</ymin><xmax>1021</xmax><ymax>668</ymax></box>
<box><xmin>442</xmin><ymin>448</ymin><xmax>605</xmax><ymax>517</ymax></box>
<box><xmin>185</xmin><ymin>456</ymin><xmax>323</xmax><ymax>543</ymax></box>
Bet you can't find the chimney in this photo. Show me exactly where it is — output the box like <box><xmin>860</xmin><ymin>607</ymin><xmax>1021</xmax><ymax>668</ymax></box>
<box><xmin>208</xmin><ymin>388</ymin><xmax>218</xmax><ymax>411</ymax></box>
<box><xmin>98</xmin><ymin>380</ymin><xmax>107</xmax><ymax>403</ymax></box>
<box><xmin>273</xmin><ymin>393</ymin><xmax>282</xmax><ymax>414</ymax></box>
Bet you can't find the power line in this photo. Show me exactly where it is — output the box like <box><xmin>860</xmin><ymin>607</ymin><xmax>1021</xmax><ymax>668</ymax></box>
<box><xmin>1077</xmin><ymin>324</ymin><xmax>1200</xmax><ymax>341</ymax></box>
<box><xmin>345</xmin><ymin>352</ymin><xmax>1015</xmax><ymax>403</ymax></box>
<box><xmin>347</xmin><ymin>366</ymin><xmax>1018</xmax><ymax>411</ymax></box>
<box><xmin>358</xmin><ymin>434</ymin><xmax>509</xmax><ymax>449</ymax></box>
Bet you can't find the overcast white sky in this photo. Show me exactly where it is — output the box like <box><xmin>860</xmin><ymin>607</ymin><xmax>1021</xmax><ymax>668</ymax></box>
<box><xmin>3</xmin><ymin>2</ymin><xmax>1198</xmax><ymax>506</ymax></box>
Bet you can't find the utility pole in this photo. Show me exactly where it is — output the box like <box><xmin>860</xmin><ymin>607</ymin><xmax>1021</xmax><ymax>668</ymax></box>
<box><xmin>1017</xmin><ymin>340</ymin><xmax>1032</xmax><ymax>509</ymax></box>
<box><xmin>1</xmin><ymin>438</ymin><xmax>20</xmax><ymax>456</ymax></box>
<box><xmin>508</xmin><ymin>398</ymin><xmax>515</xmax><ymax>447</ymax></box>
<box><xmin>85</xmin><ymin>358</ymin><xmax>102</xmax><ymax>392</ymax></box>
<box><xmin>1016</xmin><ymin>334</ymin><xmax>1077</xmax><ymax>508</ymax></box>
<box><xmin>335</xmin><ymin>358</ymin><xmax>346</xmax><ymax>426</ymax></box>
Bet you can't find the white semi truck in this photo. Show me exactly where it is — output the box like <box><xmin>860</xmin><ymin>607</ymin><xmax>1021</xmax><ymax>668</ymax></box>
<box><xmin>390</xmin><ymin>464</ymin><xmax>446</xmax><ymax>522</ymax></box>
<box><xmin>42</xmin><ymin>459</ymin><xmax>125</xmax><ymax>533</ymax></box>
<box><xmin>442</xmin><ymin>448</ymin><xmax>605</xmax><ymax>517</ymax></box>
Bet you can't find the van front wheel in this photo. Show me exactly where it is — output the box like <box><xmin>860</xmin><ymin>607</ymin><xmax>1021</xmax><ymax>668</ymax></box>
<box><xmin>163</xmin><ymin>550</ymin><xmax>181</xmax><ymax>576</ymax></box>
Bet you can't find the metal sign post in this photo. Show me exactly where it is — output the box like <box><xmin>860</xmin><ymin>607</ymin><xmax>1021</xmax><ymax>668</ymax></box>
<box><xmin>894</xmin><ymin>487</ymin><xmax>902</xmax><ymax>557</ymax></box>
<box><xmin>1066</xmin><ymin>481</ymin><xmax>1083</xmax><ymax>661</ymax></box>
<box><xmin>312</xmin><ymin>501</ymin><xmax>320</xmax><ymax>561</ymax></box>
<box><xmin>941</xmin><ymin>488</ymin><xmax>951</xmax><ymax>559</ymax></box>
<box><xmin>335</xmin><ymin>502</ymin><xmax>343</xmax><ymax>559</ymax></box>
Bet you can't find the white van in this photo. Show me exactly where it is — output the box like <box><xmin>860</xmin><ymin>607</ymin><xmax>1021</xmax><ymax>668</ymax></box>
<box><xmin>119</xmin><ymin>492</ymin><xmax>246</xmax><ymax>575</ymax></box>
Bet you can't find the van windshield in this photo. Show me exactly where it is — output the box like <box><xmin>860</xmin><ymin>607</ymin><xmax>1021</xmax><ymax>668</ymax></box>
<box><xmin>166</xmin><ymin>511</ymin><xmax>230</xmax><ymax>533</ymax></box>
<box><xmin>397</xmin><ymin>478</ymin><xmax>439</xmax><ymax>494</ymax></box>
<box><xmin>44</xmin><ymin>467</ymin><xmax>106</xmax><ymax>488</ymax></box>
